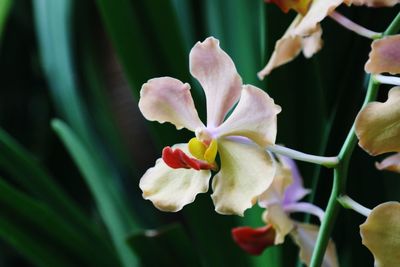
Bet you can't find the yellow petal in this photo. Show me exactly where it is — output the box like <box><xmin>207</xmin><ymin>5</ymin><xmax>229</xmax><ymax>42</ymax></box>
<box><xmin>139</xmin><ymin>143</ymin><xmax>211</xmax><ymax>212</ymax></box>
<box><xmin>355</xmin><ymin>87</ymin><xmax>400</xmax><ymax>155</ymax></box>
<box><xmin>211</xmin><ymin>139</ymin><xmax>275</xmax><ymax>216</ymax></box>
<box><xmin>188</xmin><ymin>137</ymin><xmax>207</xmax><ymax>160</ymax></box>
<box><xmin>204</xmin><ymin>139</ymin><xmax>218</xmax><ymax>163</ymax></box>
<box><xmin>376</xmin><ymin>153</ymin><xmax>400</xmax><ymax>173</ymax></box>
<box><xmin>291</xmin><ymin>223</ymin><xmax>339</xmax><ymax>267</ymax></box>
<box><xmin>365</xmin><ymin>35</ymin><xmax>400</xmax><ymax>75</ymax></box>
<box><xmin>360</xmin><ymin>202</ymin><xmax>400</xmax><ymax>267</ymax></box>
<box><xmin>267</xmin><ymin>0</ymin><xmax>312</xmax><ymax>14</ymax></box>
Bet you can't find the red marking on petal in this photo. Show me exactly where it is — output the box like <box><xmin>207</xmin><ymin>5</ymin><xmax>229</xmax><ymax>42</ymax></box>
<box><xmin>232</xmin><ymin>225</ymin><xmax>276</xmax><ymax>255</ymax></box>
<box><xmin>162</xmin><ymin>147</ymin><xmax>214</xmax><ymax>170</ymax></box>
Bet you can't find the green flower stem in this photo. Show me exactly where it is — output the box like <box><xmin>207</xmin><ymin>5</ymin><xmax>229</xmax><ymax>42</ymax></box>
<box><xmin>309</xmin><ymin>11</ymin><xmax>400</xmax><ymax>267</ymax></box>
<box><xmin>338</xmin><ymin>195</ymin><xmax>372</xmax><ymax>217</ymax></box>
<box><xmin>267</xmin><ymin>145</ymin><xmax>339</xmax><ymax>168</ymax></box>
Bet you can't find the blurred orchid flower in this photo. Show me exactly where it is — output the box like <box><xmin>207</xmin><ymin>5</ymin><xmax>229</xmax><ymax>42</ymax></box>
<box><xmin>355</xmin><ymin>87</ymin><xmax>400</xmax><ymax>156</ymax></box>
<box><xmin>138</xmin><ymin>37</ymin><xmax>281</xmax><ymax>216</ymax></box>
<box><xmin>360</xmin><ymin>202</ymin><xmax>400</xmax><ymax>267</ymax></box>
<box><xmin>259</xmin><ymin>0</ymin><xmax>398</xmax><ymax>79</ymax></box>
<box><xmin>339</xmin><ymin>197</ymin><xmax>400</xmax><ymax>267</ymax></box>
<box><xmin>232</xmin><ymin>155</ymin><xmax>338</xmax><ymax>267</ymax></box>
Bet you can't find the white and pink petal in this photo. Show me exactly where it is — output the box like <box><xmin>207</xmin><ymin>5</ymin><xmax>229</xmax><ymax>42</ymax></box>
<box><xmin>215</xmin><ymin>85</ymin><xmax>281</xmax><ymax>147</ymax></box>
<box><xmin>189</xmin><ymin>37</ymin><xmax>242</xmax><ymax>127</ymax></box>
<box><xmin>139</xmin><ymin>144</ymin><xmax>211</xmax><ymax>212</ymax></box>
<box><xmin>138</xmin><ymin>77</ymin><xmax>204</xmax><ymax>131</ymax></box>
<box><xmin>376</xmin><ymin>153</ymin><xmax>400</xmax><ymax>173</ymax></box>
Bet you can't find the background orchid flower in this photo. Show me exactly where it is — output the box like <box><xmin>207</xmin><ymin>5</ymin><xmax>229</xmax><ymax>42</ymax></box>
<box><xmin>360</xmin><ymin>202</ymin><xmax>400</xmax><ymax>267</ymax></box>
<box><xmin>138</xmin><ymin>37</ymin><xmax>281</xmax><ymax>216</ymax></box>
<box><xmin>365</xmin><ymin>34</ymin><xmax>400</xmax><ymax>75</ymax></box>
<box><xmin>258</xmin><ymin>0</ymin><xmax>342</xmax><ymax>79</ymax></box>
<box><xmin>232</xmin><ymin>155</ymin><xmax>339</xmax><ymax>267</ymax></box>
<box><xmin>355</xmin><ymin>86</ymin><xmax>400</xmax><ymax>156</ymax></box>
<box><xmin>259</xmin><ymin>0</ymin><xmax>397</xmax><ymax>79</ymax></box>
<box><xmin>339</xmin><ymin>197</ymin><xmax>400</xmax><ymax>267</ymax></box>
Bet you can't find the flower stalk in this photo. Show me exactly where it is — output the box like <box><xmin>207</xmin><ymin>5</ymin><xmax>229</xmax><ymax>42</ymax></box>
<box><xmin>329</xmin><ymin>11</ymin><xmax>382</xmax><ymax>39</ymax></box>
<box><xmin>308</xmin><ymin>11</ymin><xmax>400</xmax><ymax>267</ymax></box>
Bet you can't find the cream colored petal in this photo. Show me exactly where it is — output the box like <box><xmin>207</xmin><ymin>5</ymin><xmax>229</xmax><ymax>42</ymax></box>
<box><xmin>355</xmin><ymin>87</ymin><xmax>400</xmax><ymax>155</ymax></box>
<box><xmin>345</xmin><ymin>0</ymin><xmax>400</xmax><ymax>7</ymax></box>
<box><xmin>365</xmin><ymin>35</ymin><xmax>400</xmax><ymax>75</ymax></box>
<box><xmin>189</xmin><ymin>37</ymin><xmax>242</xmax><ymax>127</ymax></box>
<box><xmin>215</xmin><ymin>85</ymin><xmax>281</xmax><ymax>147</ymax></box>
<box><xmin>139</xmin><ymin>144</ymin><xmax>211</xmax><ymax>212</ymax></box>
<box><xmin>211</xmin><ymin>139</ymin><xmax>275</xmax><ymax>216</ymax></box>
<box><xmin>376</xmin><ymin>153</ymin><xmax>400</xmax><ymax>173</ymax></box>
<box><xmin>291</xmin><ymin>223</ymin><xmax>339</xmax><ymax>267</ymax></box>
<box><xmin>258</xmin><ymin>15</ymin><xmax>303</xmax><ymax>79</ymax></box>
<box><xmin>294</xmin><ymin>0</ymin><xmax>343</xmax><ymax>36</ymax></box>
<box><xmin>262</xmin><ymin>205</ymin><xmax>294</xmax><ymax>244</ymax></box>
<box><xmin>301</xmin><ymin>24</ymin><xmax>323</xmax><ymax>58</ymax></box>
<box><xmin>138</xmin><ymin>77</ymin><xmax>204</xmax><ymax>131</ymax></box>
<box><xmin>360</xmin><ymin>202</ymin><xmax>400</xmax><ymax>267</ymax></box>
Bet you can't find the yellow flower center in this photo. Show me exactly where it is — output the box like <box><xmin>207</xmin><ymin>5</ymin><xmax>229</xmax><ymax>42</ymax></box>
<box><xmin>188</xmin><ymin>137</ymin><xmax>218</xmax><ymax>164</ymax></box>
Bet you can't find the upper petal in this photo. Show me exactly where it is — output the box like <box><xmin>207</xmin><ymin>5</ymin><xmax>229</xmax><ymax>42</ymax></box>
<box><xmin>211</xmin><ymin>139</ymin><xmax>275</xmax><ymax>216</ymax></box>
<box><xmin>376</xmin><ymin>153</ymin><xmax>400</xmax><ymax>173</ymax></box>
<box><xmin>215</xmin><ymin>85</ymin><xmax>281</xmax><ymax>147</ymax></box>
<box><xmin>345</xmin><ymin>0</ymin><xmax>400</xmax><ymax>7</ymax></box>
<box><xmin>258</xmin><ymin>15</ymin><xmax>303</xmax><ymax>79</ymax></box>
<box><xmin>294</xmin><ymin>0</ymin><xmax>343</xmax><ymax>36</ymax></box>
<box><xmin>355</xmin><ymin>87</ymin><xmax>400</xmax><ymax>155</ymax></box>
<box><xmin>291</xmin><ymin>223</ymin><xmax>339</xmax><ymax>267</ymax></box>
<box><xmin>189</xmin><ymin>37</ymin><xmax>242</xmax><ymax>127</ymax></box>
<box><xmin>139</xmin><ymin>144</ymin><xmax>211</xmax><ymax>212</ymax></box>
<box><xmin>138</xmin><ymin>77</ymin><xmax>204</xmax><ymax>131</ymax></box>
<box><xmin>365</xmin><ymin>35</ymin><xmax>400</xmax><ymax>75</ymax></box>
<box><xmin>360</xmin><ymin>202</ymin><xmax>400</xmax><ymax>267</ymax></box>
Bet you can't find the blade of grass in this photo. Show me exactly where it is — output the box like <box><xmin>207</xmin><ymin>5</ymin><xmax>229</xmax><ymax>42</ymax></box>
<box><xmin>128</xmin><ymin>223</ymin><xmax>201</xmax><ymax>267</ymax></box>
<box><xmin>0</xmin><ymin>0</ymin><xmax>12</xmax><ymax>40</ymax></box>
<box><xmin>52</xmin><ymin>119</ymin><xmax>140</xmax><ymax>267</ymax></box>
<box><xmin>0</xmin><ymin>177</ymin><xmax>117</xmax><ymax>266</ymax></box>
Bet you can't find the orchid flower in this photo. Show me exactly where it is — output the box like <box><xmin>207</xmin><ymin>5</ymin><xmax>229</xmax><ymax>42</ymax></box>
<box><xmin>258</xmin><ymin>0</ymin><xmax>398</xmax><ymax>79</ymax></box>
<box><xmin>138</xmin><ymin>37</ymin><xmax>281</xmax><ymax>216</ymax></box>
<box><xmin>232</xmin><ymin>155</ymin><xmax>338</xmax><ymax>267</ymax></box>
<box><xmin>339</xmin><ymin>196</ymin><xmax>400</xmax><ymax>267</ymax></box>
<box><xmin>355</xmin><ymin>35</ymin><xmax>400</xmax><ymax>173</ymax></box>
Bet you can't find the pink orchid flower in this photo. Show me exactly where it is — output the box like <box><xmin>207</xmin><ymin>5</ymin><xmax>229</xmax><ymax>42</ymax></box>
<box><xmin>138</xmin><ymin>37</ymin><xmax>281</xmax><ymax>216</ymax></box>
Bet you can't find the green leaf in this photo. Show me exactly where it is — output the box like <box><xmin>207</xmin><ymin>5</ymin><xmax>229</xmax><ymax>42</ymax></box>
<box><xmin>0</xmin><ymin>0</ymin><xmax>12</xmax><ymax>40</ymax></box>
<box><xmin>0</xmin><ymin>177</ymin><xmax>116</xmax><ymax>266</ymax></box>
<box><xmin>128</xmin><ymin>223</ymin><xmax>201</xmax><ymax>267</ymax></box>
<box><xmin>52</xmin><ymin>119</ymin><xmax>141</xmax><ymax>267</ymax></box>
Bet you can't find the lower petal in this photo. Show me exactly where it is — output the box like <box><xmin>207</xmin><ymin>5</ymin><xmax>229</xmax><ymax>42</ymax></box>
<box><xmin>291</xmin><ymin>223</ymin><xmax>339</xmax><ymax>267</ymax></box>
<box><xmin>360</xmin><ymin>202</ymin><xmax>400</xmax><ymax>267</ymax></box>
<box><xmin>139</xmin><ymin>144</ymin><xmax>211</xmax><ymax>212</ymax></box>
<box><xmin>375</xmin><ymin>153</ymin><xmax>400</xmax><ymax>173</ymax></box>
<box><xmin>211</xmin><ymin>139</ymin><xmax>275</xmax><ymax>216</ymax></box>
<box><xmin>231</xmin><ymin>225</ymin><xmax>276</xmax><ymax>255</ymax></box>
<box><xmin>263</xmin><ymin>204</ymin><xmax>294</xmax><ymax>244</ymax></box>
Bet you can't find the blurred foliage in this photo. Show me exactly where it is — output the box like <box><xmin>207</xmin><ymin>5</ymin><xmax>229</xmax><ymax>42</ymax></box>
<box><xmin>0</xmin><ymin>0</ymin><xmax>398</xmax><ymax>266</ymax></box>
